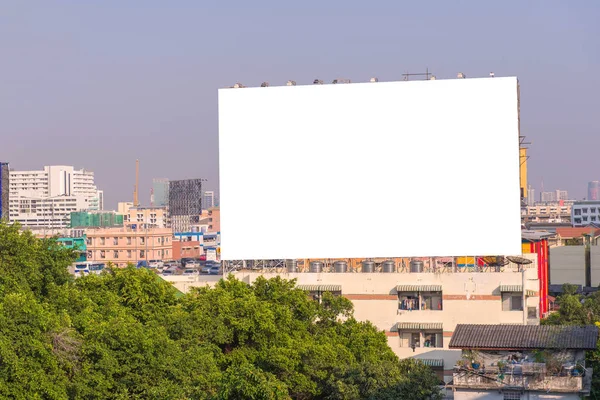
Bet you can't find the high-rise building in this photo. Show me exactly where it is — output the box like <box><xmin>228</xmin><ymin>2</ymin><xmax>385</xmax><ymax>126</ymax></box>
<box><xmin>152</xmin><ymin>178</ymin><xmax>169</xmax><ymax>207</ymax></box>
<box><xmin>8</xmin><ymin>165</ymin><xmax>103</xmax><ymax>228</ymax></box>
<box><xmin>556</xmin><ymin>189</ymin><xmax>568</xmax><ymax>201</ymax></box>
<box><xmin>588</xmin><ymin>181</ymin><xmax>599</xmax><ymax>201</ymax></box>
<box><xmin>168</xmin><ymin>179</ymin><xmax>203</xmax><ymax>233</ymax></box>
<box><xmin>540</xmin><ymin>191</ymin><xmax>556</xmax><ymax>203</ymax></box>
<box><xmin>0</xmin><ymin>162</ymin><xmax>9</xmax><ymax>220</ymax></box>
<box><xmin>527</xmin><ymin>185</ymin><xmax>535</xmax><ymax>206</ymax></box>
<box><xmin>203</xmin><ymin>190</ymin><xmax>215</xmax><ymax>210</ymax></box>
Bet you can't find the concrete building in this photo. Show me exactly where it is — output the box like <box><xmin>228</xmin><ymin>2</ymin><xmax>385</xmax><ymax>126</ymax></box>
<box><xmin>152</xmin><ymin>178</ymin><xmax>169</xmax><ymax>207</ymax></box>
<box><xmin>588</xmin><ymin>181</ymin><xmax>599</xmax><ymax>201</ymax></box>
<box><xmin>168</xmin><ymin>179</ymin><xmax>203</xmax><ymax>233</ymax></box>
<box><xmin>86</xmin><ymin>226</ymin><xmax>172</xmax><ymax>267</ymax></box>
<box><xmin>522</xmin><ymin>202</ymin><xmax>572</xmax><ymax>225</ymax></box>
<box><xmin>572</xmin><ymin>201</ymin><xmax>600</xmax><ymax>227</ymax></box>
<box><xmin>122</xmin><ymin>206</ymin><xmax>168</xmax><ymax>228</ymax></box>
<box><xmin>540</xmin><ymin>190</ymin><xmax>568</xmax><ymax>203</ymax></box>
<box><xmin>203</xmin><ymin>191</ymin><xmax>215</xmax><ymax>210</ymax></box>
<box><xmin>449</xmin><ymin>324</ymin><xmax>596</xmax><ymax>399</ymax></box>
<box><xmin>0</xmin><ymin>162</ymin><xmax>8</xmax><ymax>220</ymax></box>
<box><xmin>549</xmin><ymin>227</ymin><xmax>600</xmax><ymax>287</ymax></box>
<box><xmin>527</xmin><ymin>185</ymin><xmax>535</xmax><ymax>207</ymax></box>
<box><xmin>163</xmin><ymin>254</ymin><xmax>540</xmax><ymax>383</ymax></box>
<box><xmin>8</xmin><ymin>165</ymin><xmax>103</xmax><ymax>228</ymax></box>
<box><xmin>117</xmin><ymin>202</ymin><xmax>133</xmax><ymax>215</ymax></box>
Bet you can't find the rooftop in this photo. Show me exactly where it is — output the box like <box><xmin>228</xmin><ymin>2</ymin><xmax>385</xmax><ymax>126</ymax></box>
<box><xmin>555</xmin><ymin>226</ymin><xmax>600</xmax><ymax>238</ymax></box>
<box><xmin>449</xmin><ymin>324</ymin><xmax>598</xmax><ymax>350</ymax></box>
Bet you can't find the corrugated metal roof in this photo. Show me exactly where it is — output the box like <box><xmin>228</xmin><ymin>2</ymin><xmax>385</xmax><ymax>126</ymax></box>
<box><xmin>448</xmin><ymin>324</ymin><xmax>598</xmax><ymax>350</ymax></box>
<box><xmin>499</xmin><ymin>285</ymin><xmax>522</xmax><ymax>292</ymax></box>
<box><xmin>297</xmin><ymin>284</ymin><xmax>341</xmax><ymax>292</ymax></box>
<box><xmin>417</xmin><ymin>359</ymin><xmax>444</xmax><ymax>367</ymax></box>
<box><xmin>396</xmin><ymin>285</ymin><xmax>442</xmax><ymax>292</ymax></box>
<box><xmin>397</xmin><ymin>322</ymin><xmax>443</xmax><ymax>330</ymax></box>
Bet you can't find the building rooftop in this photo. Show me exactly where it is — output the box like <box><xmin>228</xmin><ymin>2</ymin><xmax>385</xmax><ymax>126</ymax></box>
<box><xmin>449</xmin><ymin>324</ymin><xmax>598</xmax><ymax>350</ymax></box>
<box><xmin>555</xmin><ymin>226</ymin><xmax>600</xmax><ymax>239</ymax></box>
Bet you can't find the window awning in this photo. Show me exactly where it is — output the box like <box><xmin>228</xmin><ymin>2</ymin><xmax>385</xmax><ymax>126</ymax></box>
<box><xmin>297</xmin><ymin>284</ymin><xmax>342</xmax><ymax>292</ymax></box>
<box><xmin>499</xmin><ymin>285</ymin><xmax>522</xmax><ymax>293</ymax></box>
<box><xmin>397</xmin><ymin>322</ymin><xmax>443</xmax><ymax>330</ymax></box>
<box><xmin>417</xmin><ymin>359</ymin><xmax>444</xmax><ymax>368</ymax></box>
<box><xmin>396</xmin><ymin>285</ymin><xmax>442</xmax><ymax>292</ymax></box>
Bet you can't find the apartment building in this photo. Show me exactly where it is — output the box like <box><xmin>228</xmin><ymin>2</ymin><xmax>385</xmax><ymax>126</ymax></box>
<box><xmin>522</xmin><ymin>202</ymin><xmax>572</xmax><ymax>224</ymax></box>
<box><xmin>572</xmin><ymin>201</ymin><xmax>600</xmax><ymax>227</ymax></box>
<box><xmin>122</xmin><ymin>206</ymin><xmax>168</xmax><ymax>228</ymax></box>
<box><xmin>86</xmin><ymin>227</ymin><xmax>172</xmax><ymax>267</ymax></box>
<box><xmin>165</xmin><ymin>254</ymin><xmax>540</xmax><ymax>383</ymax></box>
<box><xmin>197</xmin><ymin>207</ymin><xmax>220</xmax><ymax>233</ymax></box>
<box><xmin>8</xmin><ymin>165</ymin><xmax>103</xmax><ymax>228</ymax></box>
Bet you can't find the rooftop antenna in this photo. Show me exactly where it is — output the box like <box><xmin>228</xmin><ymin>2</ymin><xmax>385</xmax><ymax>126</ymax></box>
<box><xmin>402</xmin><ymin>68</ymin><xmax>432</xmax><ymax>81</ymax></box>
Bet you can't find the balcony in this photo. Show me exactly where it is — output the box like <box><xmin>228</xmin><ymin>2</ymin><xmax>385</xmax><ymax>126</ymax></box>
<box><xmin>452</xmin><ymin>364</ymin><xmax>589</xmax><ymax>393</ymax></box>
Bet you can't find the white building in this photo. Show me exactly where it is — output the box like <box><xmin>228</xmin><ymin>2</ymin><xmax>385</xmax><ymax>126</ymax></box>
<box><xmin>572</xmin><ymin>201</ymin><xmax>600</xmax><ymax>227</ymax></box>
<box><xmin>163</xmin><ymin>255</ymin><xmax>541</xmax><ymax>383</ymax></box>
<box><xmin>8</xmin><ymin>165</ymin><xmax>103</xmax><ymax>228</ymax></box>
<box><xmin>203</xmin><ymin>190</ymin><xmax>215</xmax><ymax>210</ymax></box>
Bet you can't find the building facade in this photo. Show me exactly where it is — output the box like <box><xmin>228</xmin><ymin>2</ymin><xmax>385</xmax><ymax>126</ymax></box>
<box><xmin>122</xmin><ymin>206</ymin><xmax>168</xmax><ymax>228</ymax></box>
<box><xmin>571</xmin><ymin>201</ymin><xmax>600</xmax><ymax>227</ymax></box>
<box><xmin>85</xmin><ymin>227</ymin><xmax>172</xmax><ymax>267</ymax></box>
<box><xmin>164</xmin><ymin>255</ymin><xmax>541</xmax><ymax>383</ymax></box>
<box><xmin>203</xmin><ymin>191</ymin><xmax>215</xmax><ymax>210</ymax></box>
<box><xmin>8</xmin><ymin>165</ymin><xmax>103</xmax><ymax>228</ymax></box>
<box><xmin>589</xmin><ymin>181</ymin><xmax>599</xmax><ymax>201</ymax></box>
<box><xmin>70</xmin><ymin>211</ymin><xmax>124</xmax><ymax>228</ymax></box>
<box><xmin>522</xmin><ymin>202</ymin><xmax>572</xmax><ymax>225</ymax></box>
<box><xmin>449</xmin><ymin>324</ymin><xmax>596</xmax><ymax>399</ymax></box>
<box><xmin>152</xmin><ymin>178</ymin><xmax>169</xmax><ymax>207</ymax></box>
<box><xmin>168</xmin><ymin>179</ymin><xmax>203</xmax><ymax>232</ymax></box>
<box><xmin>0</xmin><ymin>162</ymin><xmax>8</xmax><ymax>220</ymax></box>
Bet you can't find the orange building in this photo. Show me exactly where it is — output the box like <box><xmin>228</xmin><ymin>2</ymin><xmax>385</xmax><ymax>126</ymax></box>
<box><xmin>86</xmin><ymin>227</ymin><xmax>172</xmax><ymax>267</ymax></box>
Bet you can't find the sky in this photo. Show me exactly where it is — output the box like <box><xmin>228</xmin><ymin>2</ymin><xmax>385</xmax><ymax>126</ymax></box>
<box><xmin>1</xmin><ymin>0</ymin><xmax>599</xmax><ymax>208</ymax></box>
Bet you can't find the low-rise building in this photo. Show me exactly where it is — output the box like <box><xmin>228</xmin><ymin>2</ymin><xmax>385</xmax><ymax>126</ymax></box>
<box><xmin>448</xmin><ymin>324</ymin><xmax>597</xmax><ymax>399</ymax></box>
<box><xmin>86</xmin><ymin>227</ymin><xmax>172</xmax><ymax>267</ymax></box>
<box><xmin>164</xmin><ymin>255</ymin><xmax>541</xmax><ymax>383</ymax></box>
<box><xmin>572</xmin><ymin>201</ymin><xmax>600</xmax><ymax>227</ymax></box>
<box><xmin>122</xmin><ymin>206</ymin><xmax>168</xmax><ymax>228</ymax></box>
<box><xmin>522</xmin><ymin>202</ymin><xmax>572</xmax><ymax>225</ymax></box>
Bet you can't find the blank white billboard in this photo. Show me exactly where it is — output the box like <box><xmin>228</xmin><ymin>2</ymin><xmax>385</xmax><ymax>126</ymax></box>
<box><xmin>218</xmin><ymin>77</ymin><xmax>521</xmax><ymax>260</ymax></box>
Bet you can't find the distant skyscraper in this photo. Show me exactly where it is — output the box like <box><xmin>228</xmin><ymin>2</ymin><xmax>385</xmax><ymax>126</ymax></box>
<box><xmin>589</xmin><ymin>181</ymin><xmax>599</xmax><ymax>201</ymax></box>
<box><xmin>556</xmin><ymin>190</ymin><xmax>568</xmax><ymax>201</ymax></box>
<box><xmin>540</xmin><ymin>192</ymin><xmax>556</xmax><ymax>203</ymax></box>
<box><xmin>203</xmin><ymin>191</ymin><xmax>215</xmax><ymax>210</ymax></box>
<box><xmin>168</xmin><ymin>179</ymin><xmax>203</xmax><ymax>233</ymax></box>
<box><xmin>0</xmin><ymin>162</ymin><xmax>9</xmax><ymax>220</ymax></box>
<box><xmin>152</xmin><ymin>179</ymin><xmax>169</xmax><ymax>207</ymax></box>
<box><xmin>527</xmin><ymin>185</ymin><xmax>535</xmax><ymax>206</ymax></box>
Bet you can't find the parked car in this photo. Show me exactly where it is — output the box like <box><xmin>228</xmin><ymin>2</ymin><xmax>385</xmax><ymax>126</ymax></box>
<box><xmin>186</xmin><ymin>260</ymin><xmax>201</xmax><ymax>268</ymax></box>
<box><xmin>208</xmin><ymin>265</ymin><xmax>222</xmax><ymax>275</ymax></box>
<box><xmin>148</xmin><ymin>260</ymin><xmax>164</xmax><ymax>269</ymax></box>
<box><xmin>201</xmin><ymin>264</ymin><xmax>213</xmax><ymax>274</ymax></box>
<box><xmin>137</xmin><ymin>260</ymin><xmax>149</xmax><ymax>269</ymax></box>
<box><xmin>162</xmin><ymin>268</ymin><xmax>176</xmax><ymax>276</ymax></box>
<box><xmin>182</xmin><ymin>268</ymin><xmax>199</xmax><ymax>276</ymax></box>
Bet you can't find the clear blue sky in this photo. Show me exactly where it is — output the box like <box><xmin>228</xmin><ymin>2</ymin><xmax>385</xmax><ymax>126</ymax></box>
<box><xmin>1</xmin><ymin>0</ymin><xmax>599</xmax><ymax>208</ymax></box>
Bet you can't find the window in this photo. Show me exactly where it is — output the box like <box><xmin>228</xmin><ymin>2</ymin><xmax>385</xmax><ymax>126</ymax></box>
<box><xmin>575</xmin><ymin>209</ymin><xmax>582</xmax><ymax>216</ymax></box>
<box><xmin>140</xmin><ymin>250</ymin><xmax>145</xmax><ymax>258</ymax></box>
<box><xmin>399</xmin><ymin>331</ymin><xmax>443</xmax><ymax>348</ymax></box>
<box><xmin>584</xmin><ymin>216</ymin><xmax>589</xmax><ymax>222</ymax></box>
<box><xmin>100</xmin><ymin>250</ymin><xmax>105</xmax><ymax>259</ymax></box>
<box><xmin>584</xmin><ymin>208</ymin><xmax>589</xmax><ymax>213</ymax></box>
<box><xmin>528</xmin><ymin>306</ymin><xmax>537</xmax><ymax>319</ymax></box>
<box><xmin>503</xmin><ymin>392</ymin><xmax>521</xmax><ymax>400</ymax></box>
<box><xmin>87</xmin><ymin>251</ymin><xmax>92</xmax><ymax>259</ymax></box>
<box><xmin>575</xmin><ymin>218</ymin><xmax>582</xmax><ymax>224</ymax></box>
<box><xmin>140</xmin><ymin>237</ymin><xmax>145</xmax><ymax>245</ymax></box>
<box><xmin>502</xmin><ymin>293</ymin><xmax>523</xmax><ymax>311</ymax></box>
<box><xmin>592</xmin><ymin>208</ymin><xmax>597</xmax><ymax>213</ymax></box>
<box><xmin>127</xmin><ymin>237</ymin><xmax>132</xmax><ymax>245</ymax></box>
<box><xmin>113</xmin><ymin>251</ymin><xmax>119</xmax><ymax>258</ymax></box>
<box><xmin>127</xmin><ymin>250</ymin><xmax>132</xmax><ymax>258</ymax></box>
<box><xmin>113</xmin><ymin>237</ymin><xmax>119</xmax><ymax>245</ymax></box>
<box><xmin>593</xmin><ymin>216</ymin><xmax>597</xmax><ymax>222</ymax></box>
<box><xmin>423</xmin><ymin>332</ymin><xmax>443</xmax><ymax>348</ymax></box>
<box><xmin>100</xmin><ymin>237</ymin><xmax>105</xmax><ymax>245</ymax></box>
<box><xmin>398</xmin><ymin>291</ymin><xmax>443</xmax><ymax>310</ymax></box>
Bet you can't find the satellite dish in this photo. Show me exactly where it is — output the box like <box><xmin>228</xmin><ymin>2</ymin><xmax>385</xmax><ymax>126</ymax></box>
<box><xmin>507</xmin><ymin>256</ymin><xmax>533</xmax><ymax>265</ymax></box>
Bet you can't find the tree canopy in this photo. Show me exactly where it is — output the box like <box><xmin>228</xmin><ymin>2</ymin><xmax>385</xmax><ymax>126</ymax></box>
<box><xmin>0</xmin><ymin>222</ymin><xmax>442</xmax><ymax>399</ymax></box>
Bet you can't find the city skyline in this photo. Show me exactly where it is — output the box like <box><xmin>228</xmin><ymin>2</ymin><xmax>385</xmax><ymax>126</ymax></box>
<box><xmin>1</xmin><ymin>1</ymin><xmax>599</xmax><ymax>208</ymax></box>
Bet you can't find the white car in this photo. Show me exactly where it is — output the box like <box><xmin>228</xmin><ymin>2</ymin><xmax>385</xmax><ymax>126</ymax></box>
<box><xmin>186</xmin><ymin>260</ymin><xmax>201</xmax><ymax>268</ymax></box>
<box><xmin>148</xmin><ymin>260</ymin><xmax>164</xmax><ymax>269</ymax></box>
